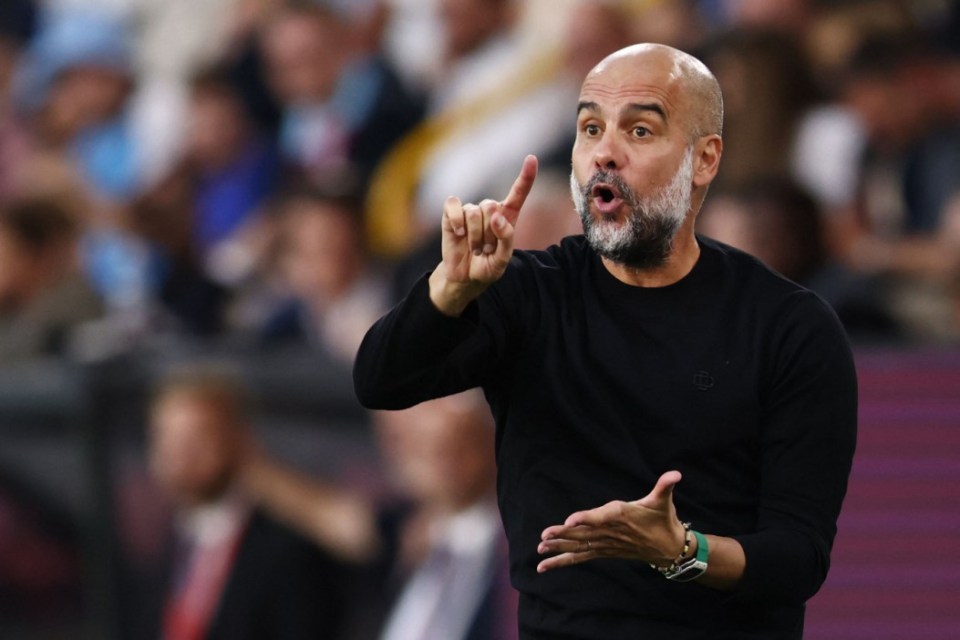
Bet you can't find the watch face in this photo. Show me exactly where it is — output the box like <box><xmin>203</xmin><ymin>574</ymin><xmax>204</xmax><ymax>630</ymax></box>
<box><xmin>664</xmin><ymin>558</ymin><xmax>708</xmax><ymax>582</ymax></box>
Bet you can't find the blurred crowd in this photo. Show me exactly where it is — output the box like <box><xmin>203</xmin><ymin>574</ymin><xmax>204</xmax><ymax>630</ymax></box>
<box><xmin>2</xmin><ymin>0</ymin><xmax>960</xmax><ymax>637</ymax></box>
<box><xmin>1</xmin><ymin>0</ymin><xmax>959</xmax><ymax>366</ymax></box>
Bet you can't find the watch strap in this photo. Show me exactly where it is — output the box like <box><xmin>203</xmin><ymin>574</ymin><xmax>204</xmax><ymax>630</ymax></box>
<box><xmin>663</xmin><ymin>530</ymin><xmax>708</xmax><ymax>582</ymax></box>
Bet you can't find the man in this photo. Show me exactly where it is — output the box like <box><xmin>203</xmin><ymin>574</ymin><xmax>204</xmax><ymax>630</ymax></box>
<box><xmin>0</xmin><ymin>198</ymin><xmax>103</xmax><ymax>361</ymax></box>
<box><xmin>148</xmin><ymin>370</ymin><xmax>348</xmax><ymax>640</ymax></box>
<box><xmin>259</xmin><ymin>3</ymin><xmax>424</xmax><ymax>188</ymax></box>
<box><xmin>239</xmin><ymin>390</ymin><xmax>516</xmax><ymax>640</ymax></box>
<box><xmin>354</xmin><ymin>44</ymin><xmax>857</xmax><ymax>639</ymax></box>
<box><xmin>374</xmin><ymin>391</ymin><xmax>516</xmax><ymax>640</ymax></box>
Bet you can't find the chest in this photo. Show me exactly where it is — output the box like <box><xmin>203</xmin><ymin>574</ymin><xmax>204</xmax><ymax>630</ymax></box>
<box><xmin>509</xmin><ymin>288</ymin><xmax>766</xmax><ymax>459</ymax></box>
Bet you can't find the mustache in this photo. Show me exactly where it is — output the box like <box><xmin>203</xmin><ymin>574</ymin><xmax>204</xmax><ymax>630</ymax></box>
<box><xmin>581</xmin><ymin>170</ymin><xmax>638</xmax><ymax>208</ymax></box>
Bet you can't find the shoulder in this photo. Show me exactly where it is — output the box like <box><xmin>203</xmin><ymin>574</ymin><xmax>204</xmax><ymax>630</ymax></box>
<box><xmin>701</xmin><ymin>235</ymin><xmax>834</xmax><ymax>312</ymax></box>
<box><xmin>700</xmin><ymin>236</ymin><xmax>850</xmax><ymax>354</ymax></box>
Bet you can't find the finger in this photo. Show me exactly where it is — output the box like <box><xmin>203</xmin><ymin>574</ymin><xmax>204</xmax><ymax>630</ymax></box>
<box><xmin>538</xmin><ymin>537</ymin><xmax>607</xmax><ymax>556</ymax></box>
<box><xmin>490</xmin><ymin>207</ymin><xmax>514</xmax><ymax>265</ymax></box>
<box><xmin>442</xmin><ymin>196</ymin><xmax>466</xmax><ymax>237</ymax></box>
<box><xmin>463</xmin><ymin>203</ymin><xmax>485</xmax><ymax>255</ymax></box>
<box><xmin>500</xmin><ymin>154</ymin><xmax>538</xmax><ymax>226</ymax></box>
<box><xmin>541</xmin><ymin>524</ymin><xmax>593</xmax><ymax>542</ymax></box>
<box><xmin>541</xmin><ymin>523</ymin><xmax>590</xmax><ymax>541</ymax></box>
<box><xmin>537</xmin><ymin>550</ymin><xmax>596</xmax><ymax>574</ymax></box>
<box><xmin>479</xmin><ymin>199</ymin><xmax>500</xmax><ymax>255</ymax></box>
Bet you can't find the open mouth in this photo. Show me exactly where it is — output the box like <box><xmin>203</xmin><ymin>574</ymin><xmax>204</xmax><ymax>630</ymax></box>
<box><xmin>592</xmin><ymin>184</ymin><xmax>618</xmax><ymax>203</ymax></box>
<box><xmin>590</xmin><ymin>183</ymin><xmax>624</xmax><ymax>214</ymax></box>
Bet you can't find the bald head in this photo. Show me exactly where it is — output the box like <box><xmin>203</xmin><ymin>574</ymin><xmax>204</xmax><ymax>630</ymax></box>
<box><xmin>585</xmin><ymin>43</ymin><xmax>723</xmax><ymax>142</ymax></box>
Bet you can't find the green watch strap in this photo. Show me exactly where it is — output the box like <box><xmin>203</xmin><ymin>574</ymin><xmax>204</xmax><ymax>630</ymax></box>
<box><xmin>692</xmin><ymin>530</ymin><xmax>708</xmax><ymax>563</ymax></box>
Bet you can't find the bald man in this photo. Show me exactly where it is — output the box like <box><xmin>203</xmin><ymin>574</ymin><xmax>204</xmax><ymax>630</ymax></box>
<box><xmin>354</xmin><ymin>44</ymin><xmax>857</xmax><ymax>639</ymax></box>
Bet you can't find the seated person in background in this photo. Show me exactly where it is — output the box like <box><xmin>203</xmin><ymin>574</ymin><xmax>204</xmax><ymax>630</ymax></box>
<box><xmin>243</xmin><ymin>389</ymin><xmax>517</xmax><ymax>640</ymax></box>
<box><xmin>0</xmin><ymin>197</ymin><xmax>102</xmax><ymax>362</ymax></box>
<box><xmin>258</xmin><ymin>2</ymin><xmax>424</xmax><ymax>189</ymax></box>
<box><xmin>181</xmin><ymin>66</ymin><xmax>280</xmax><ymax>288</ymax></box>
<box><xmin>696</xmin><ymin>177</ymin><xmax>900</xmax><ymax>341</ymax></box>
<box><xmin>839</xmin><ymin>35</ymin><xmax>960</xmax><ymax>339</ymax></box>
<box><xmin>148</xmin><ymin>369</ymin><xmax>349</xmax><ymax>640</ymax></box>
<box><xmin>256</xmin><ymin>186</ymin><xmax>387</xmax><ymax>363</ymax></box>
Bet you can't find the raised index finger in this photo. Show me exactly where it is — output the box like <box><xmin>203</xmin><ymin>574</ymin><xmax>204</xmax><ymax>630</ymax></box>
<box><xmin>500</xmin><ymin>154</ymin><xmax>538</xmax><ymax>226</ymax></box>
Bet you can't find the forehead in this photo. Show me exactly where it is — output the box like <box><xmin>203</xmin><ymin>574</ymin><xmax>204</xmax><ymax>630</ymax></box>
<box><xmin>578</xmin><ymin>53</ymin><xmax>686</xmax><ymax>118</ymax></box>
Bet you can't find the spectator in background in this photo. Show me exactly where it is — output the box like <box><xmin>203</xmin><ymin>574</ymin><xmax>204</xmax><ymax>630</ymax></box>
<box><xmin>410</xmin><ymin>0</ymin><xmax>572</xmax><ymax>232</ymax></box>
<box><xmin>182</xmin><ymin>66</ymin><xmax>279</xmax><ymax>288</ymax></box>
<box><xmin>148</xmin><ymin>369</ymin><xmax>349</xmax><ymax>640</ymax></box>
<box><xmin>259</xmin><ymin>2</ymin><xmax>424</xmax><ymax>189</ymax></box>
<box><xmin>128</xmin><ymin>167</ymin><xmax>230</xmax><ymax>337</ymax></box>
<box><xmin>720</xmin><ymin>0</ymin><xmax>814</xmax><ymax>34</ymax></box>
<box><xmin>628</xmin><ymin>0</ymin><xmax>706</xmax><ymax>53</ymax></box>
<box><xmin>13</xmin><ymin>9</ymin><xmax>165</xmax><ymax>332</ymax></box>
<box><xmin>242</xmin><ymin>389</ymin><xmax>516</xmax><ymax>640</ymax></box>
<box><xmin>17</xmin><ymin>9</ymin><xmax>140</xmax><ymax>204</ymax></box>
<box><xmin>0</xmin><ymin>198</ymin><xmax>103</xmax><ymax>362</ymax></box>
<box><xmin>124</xmin><ymin>66</ymin><xmax>279</xmax><ymax>337</ymax></box>
<box><xmin>697</xmin><ymin>178</ymin><xmax>901</xmax><ymax>342</ymax></box>
<box><xmin>0</xmin><ymin>0</ymin><xmax>38</xmax><ymax>199</ymax></box>
<box><xmin>257</xmin><ymin>187</ymin><xmax>387</xmax><ymax>364</ymax></box>
<box><xmin>373</xmin><ymin>391</ymin><xmax>514</xmax><ymax>640</ymax></box>
<box><xmin>698</xmin><ymin>29</ymin><xmax>821</xmax><ymax>191</ymax></box>
<box><xmin>838</xmin><ymin>34</ymin><xmax>960</xmax><ymax>339</ymax></box>
<box><xmin>430</xmin><ymin>0</ymin><xmax>518</xmax><ymax>111</ymax></box>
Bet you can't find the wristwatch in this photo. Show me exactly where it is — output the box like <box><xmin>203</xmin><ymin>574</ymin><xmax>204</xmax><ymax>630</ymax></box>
<box><xmin>663</xmin><ymin>530</ymin><xmax>708</xmax><ymax>582</ymax></box>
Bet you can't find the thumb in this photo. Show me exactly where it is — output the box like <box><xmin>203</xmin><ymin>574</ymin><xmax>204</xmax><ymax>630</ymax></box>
<box><xmin>646</xmin><ymin>470</ymin><xmax>682</xmax><ymax>506</ymax></box>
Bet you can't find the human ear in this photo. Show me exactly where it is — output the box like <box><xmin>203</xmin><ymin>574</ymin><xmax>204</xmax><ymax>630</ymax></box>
<box><xmin>692</xmin><ymin>135</ymin><xmax>722</xmax><ymax>188</ymax></box>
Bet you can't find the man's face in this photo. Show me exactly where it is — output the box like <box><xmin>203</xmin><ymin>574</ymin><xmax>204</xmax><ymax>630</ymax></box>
<box><xmin>185</xmin><ymin>91</ymin><xmax>248</xmax><ymax>171</ymax></box>
<box><xmin>261</xmin><ymin>14</ymin><xmax>341</xmax><ymax>104</ymax></box>
<box><xmin>148</xmin><ymin>393</ymin><xmax>239</xmax><ymax>507</ymax></box>
<box><xmin>570</xmin><ymin>52</ymin><xmax>697</xmax><ymax>269</ymax></box>
<box><xmin>377</xmin><ymin>394</ymin><xmax>495</xmax><ymax>512</ymax></box>
<box><xmin>280</xmin><ymin>202</ymin><xmax>360</xmax><ymax>301</ymax></box>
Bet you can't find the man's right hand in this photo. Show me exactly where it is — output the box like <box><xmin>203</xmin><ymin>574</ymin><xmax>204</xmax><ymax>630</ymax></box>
<box><xmin>429</xmin><ymin>155</ymin><xmax>538</xmax><ymax>316</ymax></box>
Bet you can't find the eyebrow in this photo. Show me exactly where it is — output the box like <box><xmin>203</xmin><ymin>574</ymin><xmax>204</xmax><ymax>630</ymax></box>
<box><xmin>577</xmin><ymin>100</ymin><xmax>601</xmax><ymax>116</ymax></box>
<box><xmin>576</xmin><ymin>100</ymin><xmax>668</xmax><ymax>123</ymax></box>
<box><xmin>624</xmin><ymin>102</ymin><xmax>667</xmax><ymax>122</ymax></box>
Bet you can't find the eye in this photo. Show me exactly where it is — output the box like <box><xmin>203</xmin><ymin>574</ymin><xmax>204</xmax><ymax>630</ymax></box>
<box><xmin>584</xmin><ymin>123</ymin><xmax>600</xmax><ymax>136</ymax></box>
<box><xmin>633</xmin><ymin>126</ymin><xmax>650</xmax><ymax>138</ymax></box>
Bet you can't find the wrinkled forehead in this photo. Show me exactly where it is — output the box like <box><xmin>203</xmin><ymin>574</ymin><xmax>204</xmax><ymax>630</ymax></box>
<box><xmin>580</xmin><ymin>50</ymin><xmax>685</xmax><ymax>109</ymax></box>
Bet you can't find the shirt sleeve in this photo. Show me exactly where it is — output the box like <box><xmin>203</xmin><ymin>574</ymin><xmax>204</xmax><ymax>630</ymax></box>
<box><xmin>352</xmin><ymin>271</ymin><xmax>515</xmax><ymax>410</ymax></box>
<box><xmin>729</xmin><ymin>290</ymin><xmax>858</xmax><ymax>605</ymax></box>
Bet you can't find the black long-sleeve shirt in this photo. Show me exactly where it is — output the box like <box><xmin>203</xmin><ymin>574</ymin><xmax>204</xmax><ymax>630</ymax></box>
<box><xmin>354</xmin><ymin>235</ymin><xmax>857</xmax><ymax>639</ymax></box>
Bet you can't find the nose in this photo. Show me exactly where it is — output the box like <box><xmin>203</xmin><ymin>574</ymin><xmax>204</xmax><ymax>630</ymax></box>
<box><xmin>592</xmin><ymin>130</ymin><xmax>622</xmax><ymax>171</ymax></box>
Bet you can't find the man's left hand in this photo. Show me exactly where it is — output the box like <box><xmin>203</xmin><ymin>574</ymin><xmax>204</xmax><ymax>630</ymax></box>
<box><xmin>536</xmin><ymin>470</ymin><xmax>687</xmax><ymax>573</ymax></box>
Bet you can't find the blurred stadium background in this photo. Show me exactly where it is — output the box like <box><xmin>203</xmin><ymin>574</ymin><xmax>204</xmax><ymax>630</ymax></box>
<box><xmin>1</xmin><ymin>0</ymin><xmax>959</xmax><ymax>638</ymax></box>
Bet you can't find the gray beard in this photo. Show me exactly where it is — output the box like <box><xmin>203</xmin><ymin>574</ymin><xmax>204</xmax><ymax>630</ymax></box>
<box><xmin>571</xmin><ymin>146</ymin><xmax>694</xmax><ymax>270</ymax></box>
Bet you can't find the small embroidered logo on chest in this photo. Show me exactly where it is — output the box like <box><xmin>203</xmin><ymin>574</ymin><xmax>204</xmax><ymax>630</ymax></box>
<box><xmin>693</xmin><ymin>370</ymin><xmax>715</xmax><ymax>391</ymax></box>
